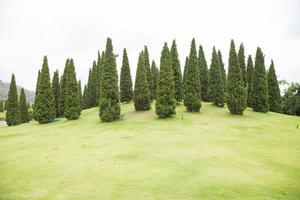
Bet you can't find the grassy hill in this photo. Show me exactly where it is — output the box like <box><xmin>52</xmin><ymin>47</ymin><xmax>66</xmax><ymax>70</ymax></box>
<box><xmin>0</xmin><ymin>103</ymin><xmax>299</xmax><ymax>200</ymax></box>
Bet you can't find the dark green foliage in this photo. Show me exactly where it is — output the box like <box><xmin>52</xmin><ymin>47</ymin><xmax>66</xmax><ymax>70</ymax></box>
<box><xmin>6</xmin><ymin>74</ymin><xmax>20</xmax><ymax>126</ymax></box>
<box><xmin>86</xmin><ymin>61</ymin><xmax>98</xmax><ymax>108</ymax></box>
<box><xmin>267</xmin><ymin>60</ymin><xmax>282</xmax><ymax>112</ymax></box>
<box><xmin>209</xmin><ymin>47</ymin><xmax>225</xmax><ymax>107</ymax></box>
<box><xmin>82</xmin><ymin>84</ymin><xmax>88</xmax><ymax>109</ymax></box>
<box><xmin>34</xmin><ymin>56</ymin><xmax>55</xmax><ymax>123</ymax></box>
<box><xmin>151</xmin><ymin>60</ymin><xmax>159</xmax><ymax>100</ymax></box>
<box><xmin>226</xmin><ymin>40</ymin><xmax>247</xmax><ymax>115</ymax></box>
<box><xmin>251</xmin><ymin>47</ymin><xmax>269</xmax><ymax>112</ymax></box>
<box><xmin>98</xmin><ymin>51</ymin><xmax>105</xmax><ymax>99</ymax></box>
<box><xmin>198</xmin><ymin>45</ymin><xmax>210</xmax><ymax>102</ymax></box>
<box><xmin>143</xmin><ymin>46</ymin><xmax>153</xmax><ymax>100</ymax></box>
<box><xmin>96</xmin><ymin>51</ymin><xmax>102</xmax><ymax>100</ymax></box>
<box><xmin>64</xmin><ymin>59</ymin><xmax>81</xmax><ymax>120</ymax></box>
<box><xmin>19</xmin><ymin>88</ymin><xmax>29</xmax><ymax>123</ymax></box>
<box><xmin>246</xmin><ymin>55</ymin><xmax>254</xmax><ymax>107</ymax></box>
<box><xmin>183</xmin><ymin>39</ymin><xmax>201</xmax><ymax>112</ymax></box>
<box><xmin>77</xmin><ymin>80</ymin><xmax>83</xmax><ymax>110</ymax></box>
<box><xmin>33</xmin><ymin>70</ymin><xmax>40</xmax><ymax>120</ymax></box>
<box><xmin>217</xmin><ymin>50</ymin><xmax>226</xmax><ymax>89</ymax></box>
<box><xmin>58</xmin><ymin>59</ymin><xmax>70</xmax><ymax>116</ymax></box>
<box><xmin>283</xmin><ymin>83</ymin><xmax>300</xmax><ymax>116</ymax></box>
<box><xmin>120</xmin><ymin>48</ymin><xmax>133</xmax><ymax>103</ymax></box>
<box><xmin>170</xmin><ymin>40</ymin><xmax>183</xmax><ymax>103</ymax></box>
<box><xmin>99</xmin><ymin>38</ymin><xmax>120</xmax><ymax>122</ymax></box>
<box><xmin>133</xmin><ymin>52</ymin><xmax>151</xmax><ymax>111</ymax></box>
<box><xmin>238</xmin><ymin>43</ymin><xmax>247</xmax><ymax>86</ymax></box>
<box><xmin>183</xmin><ymin>56</ymin><xmax>189</xmax><ymax>87</ymax></box>
<box><xmin>0</xmin><ymin>100</ymin><xmax>4</xmax><ymax>112</ymax></box>
<box><xmin>155</xmin><ymin>42</ymin><xmax>176</xmax><ymax>118</ymax></box>
<box><xmin>52</xmin><ymin>70</ymin><xmax>60</xmax><ymax>117</ymax></box>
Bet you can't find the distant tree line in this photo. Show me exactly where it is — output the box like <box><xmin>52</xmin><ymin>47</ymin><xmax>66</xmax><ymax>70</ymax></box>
<box><xmin>4</xmin><ymin>38</ymin><xmax>299</xmax><ymax>126</ymax></box>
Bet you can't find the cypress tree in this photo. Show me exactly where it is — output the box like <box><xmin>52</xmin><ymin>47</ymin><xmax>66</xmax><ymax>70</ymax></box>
<box><xmin>99</xmin><ymin>38</ymin><xmax>120</xmax><ymax>122</ymax></box>
<box><xmin>0</xmin><ymin>101</ymin><xmax>3</xmax><ymax>112</ymax></box>
<box><xmin>86</xmin><ymin>61</ymin><xmax>98</xmax><ymax>107</ymax></box>
<box><xmin>96</xmin><ymin>51</ymin><xmax>102</xmax><ymax>100</ymax></box>
<box><xmin>6</xmin><ymin>74</ymin><xmax>20</xmax><ymax>126</ymax></box>
<box><xmin>183</xmin><ymin>39</ymin><xmax>201</xmax><ymax>112</ymax></box>
<box><xmin>267</xmin><ymin>60</ymin><xmax>282</xmax><ymax>112</ymax></box>
<box><xmin>133</xmin><ymin>52</ymin><xmax>151</xmax><ymax>111</ymax></box>
<box><xmin>170</xmin><ymin>40</ymin><xmax>183</xmax><ymax>103</ymax></box>
<box><xmin>120</xmin><ymin>48</ymin><xmax>133</xmax><ymax>103</ymax></box>
<box><xmin>64</xmin><ymin>59</ymin><xmax>81</xmax><ymax>120</ymax></box>
<box><xmin>198</xmin><ymin>45</ymin><xmax>210</xmax><ymax>102</ymax></box>
<box><xmin>98</xmin><ymin>51</ymin><xmax>105</xmax><ymax>99</ymax></box>
<box><xmin>58</xmin><ymin>59</ymin><xmax>70</xmax><ymax>116</ymax></box>
<box><xmin>52</xmin><ymin>70</ymin><xmax>60</xmax><ymax>117</ymax></box>
<box><xmin>209</xmin><ymin>47</ymin><xmax>225</xmax><ymax>107</ymax></box>
<box><xmin>251</xmin><ymin>47</ymin><xmax>269</xmax><ymax>112</ymax></box>
<box><xmin>155</xmin><ymin>42</ymin><xmax>176</xmax><ymax>118</ymax></box>
<box><xmin>246</xmin><ymin>55</ymin><xmax>254</xmax><ymax>107</ymax></box>
<box><xmin>226</xmin><ymin>40</ymin><xmax>247</xmax><ymax>115</ymax></box>
<box><xmin>143</xmin><ymin>46</ymin><xmax>153</xmax><ymax>100</ymax></box>
<box><xmin>238</xmin><ymin>43</ymin><xmax>247</xmax><ymax>86</ymax></box>
<box><xmin>82</xmin><ymin>84</ymin><xmax>88</xmax><ymax>109</ymax></box>
<box><xmin>33</xmin><ymin>70</ymin><xmax>41</xmax><ymax>120</ymax></box>
<box><xmin>34</xmin><ymin>56</ymin><xmax>55</xmax><ymax>123</ymax></box>
<box><xmin>78</xmin><ymin>80</ymin><xmax>83</xmax><ymax>109</ymax></box>
<box><xmin>217</xmin><ymin>50</ymin><xmax>226</xmax><ymax>88</ymax></box>
<box><xmin>183</xmin><ymin>56</ymin><xmax>189</xmax><ymax>87</ymax></box>
<box><xmin>151</xmin><ymin>60</ymin><xmax>159</xmax><ymax>100</ymax></box>
<box><xmin>19</xmin><ymin>88</ymin><xmax>29</xmax><ymax>123</ymax></box>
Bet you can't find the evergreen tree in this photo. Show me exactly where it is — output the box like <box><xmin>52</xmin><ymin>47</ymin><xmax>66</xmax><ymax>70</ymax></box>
<box><xmin>251</xmin><ymin>47</ymin><xmax>269</xmax><ymax>112</ymax></box>
<box><xmin>209</xmin><ymin>47</ymin><xmax>225</xmax><ymax>107</ymax></box>
<box><xmin>64</xmin><ymin>59</ymin><xmax>81</xmax><ymax>120</ymax></box>
<box><xmin>98</xmin><ymin>51</ymin><xmax>105</xmax><ymax>99</ymax></box>
<box><xmin>120</xmin><ymin>48</ymin><xmax>133</xmax><ymax>103</ymax></box>
<box><xmin>246</xmin><ymin>55</ymin><xmax>254</xmax><ymax>107</ymax></box>
<box><xmin>58</xmin><ymin>59</ymin><xmax>70</xmax><ymax>116</ymax></box>
<box><xmin>96</xmin><ymin>51</ymin><xmax>102</xmax><ymax>100</ymax></box>
<box><xmin>183</xmin><ymin>39</ymin><xmax>201</xmax><ymax>112</ymax></box>
<box><xmin>6</xmin><ymin>74</ymin><xmax>20</xmax><ymax>126</ymax></box>
<box><xmin>198</xmin><ymin>45</ymin><xmax>209</xmax><ymax>101</ymax></box>
<box><xmin>226</xmin><ymin>40</ymin><xmax>247</xmax><ymax>115</ymax></box>
<box><xmin>33</xmin><ymin>70</ymin><xmax>40</xmax><ymax>120</ymax></box>
<box><xmin>143</xmin><ymin>46</ymin><xmax>153</xmax><ymax>100</ymax></box>
<box><xmin>133</xmin><ymin>52</ymin><xmax>151</xmax><ymax>111</ymax></box>
<box><xmin>0</xmin><ymin>101</ymin><xmax>3</xmax><ymax>112</ymax></box>
<box><xmin>217</xmin><ymin>50</ymin><xmax>226</xmax><ymax>88</ymax></box>
<box><xmin>238</xmin><ymin>43</ymin><xmax>247</xmax><ymax>86</ymax></box>
<box><xmin>183</xmin><ymin>56</ymin><xmax>189</xmax><ymax>87</ymax></box>
<box><xmin>170</xmin><ymin>40</ymin><xmax>183</xmax><ymax>103</ymax></box>
<box><xmin>86</xmin><ymin>61</ymin><xmax>98</xmax><ymax>107</ymax></box>
<box><xmin>151</xmin><ymin>60</ymin><xmax>159</xmax><ymax>100</ymax></box>
<box><xmin>267</xmin><ymin>60</ymin><xmax>282</xmax><ymax>112</ymax></box>
<box><xmin>78</xmin><ymin>80</ymin><xmax>83</xmax><ymax>109</ymax></box>
<box><xmin>99</xmin><ymin>38</ymin><xmax>120</xmax><ymax>122</ymax></box>
<box><xmin>156</xmin><ymin>42</ymin><xmax>176</xmax><ymax>118</ymax></box>
<box><xmin>52</xmin><ymin>70</ymin><xmax>60</xmax><ymax>117</ymax></box>
<box><xmin>82</xmin><ymin>84</ymin><xmax>88</xmax><ymax>109</ymax></box>
<box><xmin>34</xmin><ymin>56</ymin><xmax>55</xmax><ymax>123</ymax></box>
<box><xmin>19</xmin><ymin>88</ymin><xmax>29</xmax><ymax>123</ymax></box>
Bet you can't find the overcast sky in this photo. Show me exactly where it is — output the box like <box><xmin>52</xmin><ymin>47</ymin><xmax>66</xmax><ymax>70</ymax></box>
<box><xmin>0</xmin><ymin>0</ymin><xmax>299</xmax><ymax>90</ymax></box>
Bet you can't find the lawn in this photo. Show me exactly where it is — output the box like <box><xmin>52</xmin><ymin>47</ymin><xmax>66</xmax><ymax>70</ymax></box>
<box><xmin>0</xmin><ymin>103</ymin><xmax>299</xmax><ymax>200</ymax></box>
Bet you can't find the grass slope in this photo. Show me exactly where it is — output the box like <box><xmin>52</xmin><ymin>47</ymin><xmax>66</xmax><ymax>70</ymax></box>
<box><xmin>0</xmin><ymin>103</ymin><xmax>299</xmax><ymax>200</ymax></box>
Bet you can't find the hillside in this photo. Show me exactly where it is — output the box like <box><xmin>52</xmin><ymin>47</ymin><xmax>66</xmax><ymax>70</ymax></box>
<box><xmin>0</xmin><ymin>102</ymin><xmax>299</xmax><ymax>200</ymax></box>
<box><xmin>0</xmin><ymin>80</ymin><xmax>35</xmax><ymax>103</ymax></box>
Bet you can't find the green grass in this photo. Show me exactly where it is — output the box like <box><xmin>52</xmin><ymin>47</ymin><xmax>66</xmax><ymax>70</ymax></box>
<box><xmin>0</xmin><ymin>103</ymin><xmax>299</xmax><ymax>200</ymax></box>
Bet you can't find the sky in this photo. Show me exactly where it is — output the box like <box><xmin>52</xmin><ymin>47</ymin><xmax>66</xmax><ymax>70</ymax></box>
<box><xmin>0</xmin><ymin>0</ymin><xmax>299</xmax><ymax>90</ymax></box>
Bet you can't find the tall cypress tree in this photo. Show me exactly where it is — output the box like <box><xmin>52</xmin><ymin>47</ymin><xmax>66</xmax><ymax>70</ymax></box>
<box><xmin>59</xmin><ymin>59</ymin><xmax>70</xmax><ymax>116</ymax></box>
<box><xmin>246</xmin><ymin>55</ymin><xmax>254</xmax><ymax>107</ymax></box>
<box><xmin>151</xmin><ymin>60</ymin><xmax>159</xmax><ymax>100</ymax></box>
<box><xmin>33</xmin><ymin>70</ymin><xmax>41</xmax><ymax>120</ymax></box>
<box><xmin>209</xmin><ymin>47</ymin><xmax>225</xmax><ymax>107</ymax></box>
<box><xmin>226</xmin><ymin>40</ymin><xmax>247</xmax><ymax>115</ymax></box>
<box><xmin>35</xmin><ymin>56</ymin><xmax>55</xmax><ymax>123</ymax></box>
<box><xmin>238</xmin><ymin>43</ymin><xmax>247</xmax><ymax>86</ymax></box>
<box><xmin>99</xmin><ymin>38</ymin><xmax>120</xmax><ymax>122</ymax></box>
<box><xmin>6</xmin><ymin>74</ymin><xmax>20</xmax><ymax>126</ymax></box>
<box><xmin>198</xmin><ymin>45</ymin><xmax>209</xmax><ymax>102</ymax></box>
<box><xmin>52</xmin><ymin>70</ymin><xmax>60</xmax><ymax>117</ymax></box>
<box><xmin>86</xmin><ymin>61</ymin><xmax>98</xmax><ymax>107</ymax></box>
<box><xmin>64</xmin><ymin>59</ymin><xmax>81</xmax><ymax>120</ymax></box>
<box><xmin>170</xmin><ymin>39</ymin><xmax>183</xmax><ymax>103</ymax></box>
<box><xmin>183</xmin><ymin>56</ymin><xmax>189</xmax><ymax>87</ymax></box>
<box><xmin>252</xmin><ymin>47</ymin><xmax>269</xmax><ymax>112</ymax></box>
<box><xmin>267</xmin><ymin>60</ymin><xmax>282</xmax><ymax>112</ymax></box>
<box><xmin>183</xmin><ymin>39</ymin><xmax>201</xmax><ymax>112</ymax></box>
<box><xmin>134</xmin><ymin>52</ymin><xmax>151</xmax><ymax>111</ymax></box>
<box><xmin>96</xmin><ymin>51</ymin><xmax>102</xmax><ymax>101</ymax></box>
<box><xmin>217</xmin><ymin>50</ymin><xmax>226</xmax><ymax>88</ymax></box>
<box><xmin>120</xmin><ymin>48</ymin><xmax>133</xmax><ymax>103</ymax></box>
<box><xmin>99</xmin><ymin>51</ymin><xmax>105</xmax><ymax>99</ymax></box>
<box><xmin>19</xmin><ymin>88</ymin><xmax>29</xmax><ymax>123</ymax></box>
<box><xmin>143</xmin><ymin>46</ymin><xmax>153</xmax><ymax>100</ymax></box>
<box><xmin>78</xmin><ymin>80</ymin><xmax>83</xmax><ymax>110</ymax></box>
<box><xmin>82</xmin><ymin>84</ymin><xmax>88</xmax><ymax>109</ymax></box>
<box><xmin>156</xmin><ymin>42</ymin><xmax>176</xmax><ymax>118</ymax></box>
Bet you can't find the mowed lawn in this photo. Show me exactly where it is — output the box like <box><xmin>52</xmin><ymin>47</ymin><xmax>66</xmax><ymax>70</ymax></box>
<box><xmin>0</xmin><ymin>103</ymin><xmax>299</xmax><ymax>200</ymax></box>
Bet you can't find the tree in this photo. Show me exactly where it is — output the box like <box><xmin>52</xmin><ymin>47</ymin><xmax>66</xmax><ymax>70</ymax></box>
<box><xmin>198</xmin><ymin>45</ymin><xmax>209</xmax><ymax>101</ymax></box>
<box><xmin>82</xmin><ymin>84</ymin><xmax>88</xmax><ymax>109</ymax></box>
<box><xmin>183</xmin><ymin>39</ymin><xmax>201</xmax><ymax>112</ymax></box>
<box><xmin>209</xmin><ymin>47</ymin><xmax>225</xmax><ymax>107</ymax></box>
<box><xmin>34</xmin><ymin>56</ymin><xmax>55</xmax><ymax>123</ymax></box>
<box><xmin>238</xmin><ymin>43</ymin><xmax>247</xmax><ymax>86</ymax></box>
<box><xmin>78</xmin><ymin>80</ymin><xmax>83</xmax><ymax>109</ymax></box>
<box><xmin>64</xmin><ymin>59</ymin><xmax>81</xmax><ymax>120</ymax></box>
<box><xmin>282</xmin><ymin>82</ymin><xmax>300</xmax><ymax>116</ymax></box>
<box><xmin>86</xmin><ymin>61</ymin><xmax>98</xmax><ymax>107</ymax></box>
<box><xmin>0</xmin><ymin>101</ymin><xmax>3</xmax><ymax>112</ymax></box>
<box><xmin>183</xmin><ymin>56</ymin><xmax>189</xmax><ymax>87</ymax></box>
<box><xmin>133</xmin><ymin>52</ymin><xmax>151</xmax><ymax>111</ymax></box>
<box><xmin>267</xmin><ymin>60</ymin><xmax>282</xmax><ymax>112</ymax></box>
<box><xmin>120</xmin><ymin>48</ymin><xmax>133</xmax><ymax>103</ymax></box>
<box><xmin>151</xmin><ymin>60</ymin><xmax>159</xmax><ymax>100</ymax></box>
<box><xmin>170</xmin><ymin>39</ymin><xmax>183</xmax><ymax>103</ymax></box>
<box><xmin>58</xmin><ymin>59</ymin><xmax>70</xmax><ymax>116</ymax></box>
<box><xmin>52</xmin><ymin>70</ymin><xmax>60</xmax><ymax>117</ymax></box>
<box><xmin>251</xmin><ymin>47</ymin><xmax>269</xmax><ymax>112</ymax></box>
<box><xmin>226</xmin><ymin>40</ymin><xmax>247</xmax><ymax>115</ymax></box>
<box><xmin>155</xmin><ymin>42</ymin><xmax>176</xmax><ymax>118</ymax></box>
<box><xmin>6</xmin><ymin>74</ymin><xmax>20</xmax><ymax>126</ymax></box>
<box><xmin>246</xmin><ymin>55</ymin><xmax>254</xmax><ymax>107</ymax></box>
<box><xmin>217</xmin><ymin>50</ymin><xmax>226</xmax><ymax>89</ymax></box>
<box><xmin>99</xmin><ymin>38</ymin><xmax>120</xmax><ymax>122</ymax></box>
<box><xmin>19</xmin><ymin>88</ymin><xmax>29</xmax><ymax>123</ymax></box>
<box><xmin>96</xmin><ymin>51</ymin><xmax>102</xmax><ymax>100</ymax></box>
<box><xmin>143</xmin><ymin>46</ymin><xmax>153</xmax><ymax>100</ymax></box>
<box><xmin>33</xmin><ymin>70</ymin><xmax>41</xmax><ymax>120</ymax></box>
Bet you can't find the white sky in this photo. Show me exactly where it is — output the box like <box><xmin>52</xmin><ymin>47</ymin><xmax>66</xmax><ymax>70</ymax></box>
<box><xmin>0</xmin><ymin>0</ymin><xmax>299</xmax><ymax>90</ymax></box>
